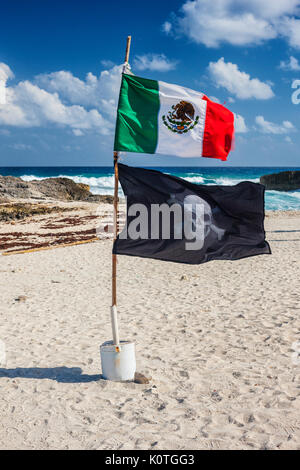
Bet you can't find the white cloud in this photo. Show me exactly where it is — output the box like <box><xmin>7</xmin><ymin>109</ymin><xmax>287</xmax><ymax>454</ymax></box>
<box><xmin>101</xmin><ymin>60</ymin><xmax>115</xmax><ymax>68</ymax></box>
<box><xmin>279</xmin><ymin>55</ymin><xmax>300</xmax><ymax>70</ymax></box>
<box><xmin>133</xmin><ymin>54</ymin><xmax>178</xmax><ymax>72</ymax></box>
<box><xmin>10</xmin><ymin>143</ymin><xmax>32</xmax><ymax>151</ymax></box>
<box><xmin>285</xmin><ymin>135</ymin><xmax>293</xmax><ymax>143</ymax></box>
<box><xmin>0</xmin><ymin>79</ymin><xmax>112</xmax><ymax>133</ymax></box>
<box><xmin>234</xmin><ymin>114</ymin><xmax>248</xmax><ymax>133</ymax></box>
<box><xmin>208</xmin><ymin>58</ymin><xmax>274</xmax><ymax>99</ymax></box>
<box><xmin>73</xmin><ymin>129</ymin><xmax>84</xmax><ymax>136</ymax></box>
<box><xmin>164</xmin><ymin>0</ymin><xmax>300</xmax><ymax>48</ymax></box>
<box><xmin>255</xmin><ymin>115</ymin><xmax>296</xmax><ymax>134</ymax></box>
<box><xmin>0</xmin><ymin>63</ymin><xmax>14</xmax><ymax>105</ymax></box>
<box><xmin>0</xmin><ymin>63</ymin><xmax>14</xmax><ymax>82</ymax></box>
<box><xmin>208</xmin><ymin>96</ymin><xmax>221</xmax><ymax>103</ymax></box>
<box><xmin>162</xmin><ymin>21</ymin><xmax>172</xmax><ymax>34</ymax></box>
<box><xmin>62</xmin><ymin>144</ymin><xmax>81</xmax><ymax>152</ymax></box>
<box><xmin>279</xmin><ymin>16</ymin><xmax>300</xmax><ymax>48</ymax></box>
<box><xmin>0</xmin><ymin>62</ymin><xmax>122</xmax><ymax>135</ymax></box>
<box><xmin>36</xmin><ymin>65</ymin><xmax>122</xmax><ymax>118</ymax></box>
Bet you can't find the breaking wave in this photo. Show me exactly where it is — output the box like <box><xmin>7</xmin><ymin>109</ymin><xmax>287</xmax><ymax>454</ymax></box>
<box><xmin>20</xmin><ymin>173</ymin><xmax>115</xmax><ymax>195</ymax></box>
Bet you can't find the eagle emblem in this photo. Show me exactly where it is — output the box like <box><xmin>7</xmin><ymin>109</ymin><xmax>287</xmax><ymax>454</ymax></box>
<box><xmin>162</xmin><ymin>101</ymin><xmax>199</xmax><ymax>134</ymax></box>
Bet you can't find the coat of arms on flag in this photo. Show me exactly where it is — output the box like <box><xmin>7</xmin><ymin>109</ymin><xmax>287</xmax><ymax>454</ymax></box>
<box><xmin>162</xmin><ymin>101</ymin><xmax>200</xmax><ymax>134</ymax></box>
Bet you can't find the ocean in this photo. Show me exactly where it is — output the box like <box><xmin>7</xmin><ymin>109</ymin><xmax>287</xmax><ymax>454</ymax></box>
<box><xmin>0</xmin><ymin>166</ymin><xmax>300</xmax><ymax>211</ymax></box>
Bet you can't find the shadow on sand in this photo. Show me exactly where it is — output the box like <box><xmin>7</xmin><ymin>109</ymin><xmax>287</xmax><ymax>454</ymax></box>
<box><xmin>268</xmin><ymin>230</ymin><xmax>300</xmax><ymax>233</ymax></box>
<box><xmin>0</xmin><ymin>367</ymin><xmax>102</xmax><ymax>383</ymax></box>
<box><xmin>267</xmin><ymin>229</ymin><xmax>300</xmax><ymax>242</ymax></box>
<box><xmin>268</xmin><ymin>239</ymin><xmax>300</xmax><ymax>242</ymax></box>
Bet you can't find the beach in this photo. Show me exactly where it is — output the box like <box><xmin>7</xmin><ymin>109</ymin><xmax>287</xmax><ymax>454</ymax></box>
<box><xmin>0</xmin><ymin>207</ymin><xmax>299</xmax><ymax>450</ymax></box>
<box><xmin>2</xmin><ymin>0</ymin><xmax>300</xmax><ymax>453</ymax></box>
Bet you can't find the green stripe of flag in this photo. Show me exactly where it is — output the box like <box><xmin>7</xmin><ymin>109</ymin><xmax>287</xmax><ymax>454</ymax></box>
<box><xmin>114</xmin><ymin>74</ymin><xmax>160</xmax><ymax>154</ymax></box>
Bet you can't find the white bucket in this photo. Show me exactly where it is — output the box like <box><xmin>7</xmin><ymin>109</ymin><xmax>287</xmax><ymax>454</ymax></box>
<box><xmin>100</xmin><ymin>341</ymin><xmax>136</xmax><ymax>381</ymax></box>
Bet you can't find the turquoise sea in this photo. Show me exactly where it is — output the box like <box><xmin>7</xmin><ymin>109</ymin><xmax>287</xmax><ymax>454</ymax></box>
<box><xmin>0</xmin><ymin>166</ymin><xmax>299</xmax><ymax>211</ymax></box>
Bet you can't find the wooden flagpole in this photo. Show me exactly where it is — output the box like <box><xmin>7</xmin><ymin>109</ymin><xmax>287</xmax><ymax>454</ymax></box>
<box><xmin>111</xmin><ymin>35</ymin><xmax>132</xmax><ymax>348</ymax></box>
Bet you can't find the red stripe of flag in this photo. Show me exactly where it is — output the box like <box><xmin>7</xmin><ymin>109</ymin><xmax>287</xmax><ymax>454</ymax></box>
<box><xmin>202</xmin><ymin>98</ymin><xmax>235</xmax><ymax>161</ymax></box>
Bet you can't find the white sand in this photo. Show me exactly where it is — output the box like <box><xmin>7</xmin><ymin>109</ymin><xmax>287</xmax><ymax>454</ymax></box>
<box><xmin>0</xmin><ymin>211</ymin><xmax>299</xmax><ymax>450</ymax></box>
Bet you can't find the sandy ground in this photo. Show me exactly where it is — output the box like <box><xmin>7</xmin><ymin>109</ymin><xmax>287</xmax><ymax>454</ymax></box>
<box><xmin>0</xmin><ymin>211</ymin><xmax>299</xmax><ymax>450</ymax></box>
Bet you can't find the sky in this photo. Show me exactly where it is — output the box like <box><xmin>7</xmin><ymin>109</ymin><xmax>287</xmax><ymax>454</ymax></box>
<box><xmin>1</xmin><ymin>0</ymin><xmax>300</xmax><ymax>167</ymax></box>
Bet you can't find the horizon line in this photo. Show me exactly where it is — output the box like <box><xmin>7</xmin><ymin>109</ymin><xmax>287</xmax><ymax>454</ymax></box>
<box><xmin>0</xmin><ymin>165</ymin><xmax>300</xmax><ymax>169</ymax></box>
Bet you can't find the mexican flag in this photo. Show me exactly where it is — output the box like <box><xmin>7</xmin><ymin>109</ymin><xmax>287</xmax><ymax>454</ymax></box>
<box><xmin>114</xmin><ymin>74</ymin><xmax>234</xmax><ymax>161</ymax></box>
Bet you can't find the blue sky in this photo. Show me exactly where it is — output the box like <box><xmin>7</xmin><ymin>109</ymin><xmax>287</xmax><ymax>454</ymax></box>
<box><xmin>1</xmin><ymin>0</ymin><xmax>300</xmax><ymax>167</ymax></box>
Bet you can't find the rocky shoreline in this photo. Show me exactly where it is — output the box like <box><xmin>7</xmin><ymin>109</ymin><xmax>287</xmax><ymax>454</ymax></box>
<box><xmin>0</xmin><ymin>174</ymin><xmax>113</xmax><ymax>204</ymax></box>
<box><xmin>0</xmin><ymin>174</ymin><xmax>115</xmax><ymax>223</ymax></box>
<box><xmin>260</xmin><ymin>170</ymin><xmax>300</xmax><ymax>191</ymax></box>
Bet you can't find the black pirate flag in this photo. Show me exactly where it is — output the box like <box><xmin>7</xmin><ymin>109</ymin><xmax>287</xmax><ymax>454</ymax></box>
<box><xmin>113</xmin><ymin>164</ymin><xmax>271</xmax><ymax>265</ymax></box>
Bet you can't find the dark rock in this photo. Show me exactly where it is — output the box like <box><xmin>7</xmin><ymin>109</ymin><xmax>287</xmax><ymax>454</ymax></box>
<box><xmin>30</xmin><ymin>177</ymin><xmax>91</xmax><ymax>201</ymax></box>
<box><xmin>134</xmin><ymin>372</ymin><xmax>151</xmax><ymax>384</ymax></box>
<box><xmin>0</xmin><ymin>176</ymin><xmax>32</xmax><ymax>199</ymax></box>
<box><xmin>15</xmin><ymin>295</ymin><xmax>27</xmax><ymax>302</ymax></box>
<box><xmin>260</xmin><ymin>171</ymin><xmax>300</xmax><ymax>191</ymax></box>
<box><xmin>77</xmin><ymin>183</ymin><xmax>90</xmax><ymax>192</ymax></box>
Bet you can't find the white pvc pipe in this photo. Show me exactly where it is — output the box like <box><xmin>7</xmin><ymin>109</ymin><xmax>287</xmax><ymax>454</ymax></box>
<box><xmin>110</xmin><ymin>305</ymin><xmax>120</xmax><ymax>347</ymax></box>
